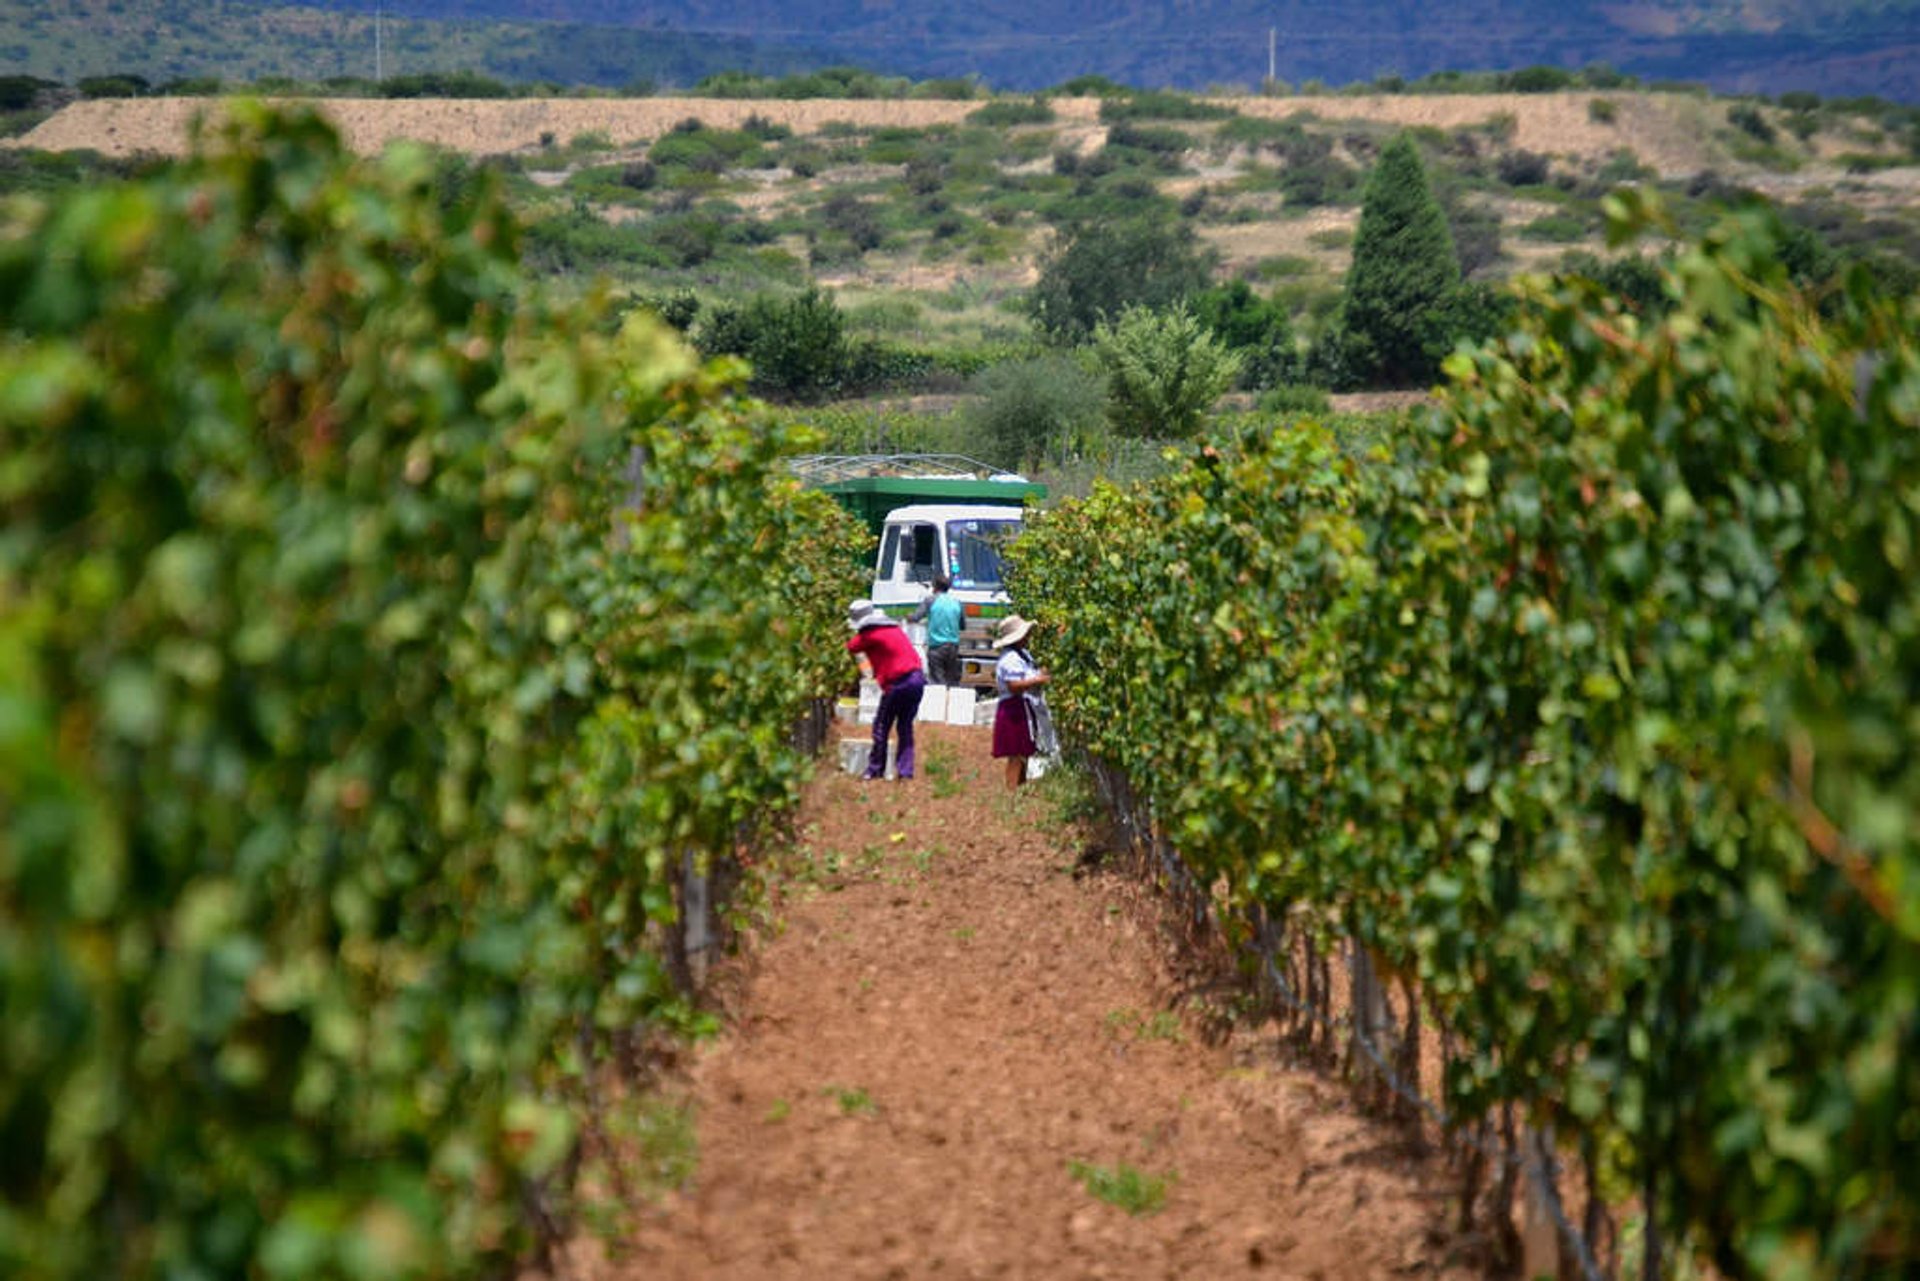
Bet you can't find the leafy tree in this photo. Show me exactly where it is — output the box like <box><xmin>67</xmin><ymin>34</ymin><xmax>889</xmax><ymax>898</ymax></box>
<box><xmin>1050</xmin><ymin>74</ymin><xmax>1130</xmax><ymax>97</ymax></box>
<box><xmin>1092</xmin><ymin>304</ymin><xmax>1241</xmax><ymax>439</ymax></box>
<box><xmin>77</xmin><ymin>73</ymin><xmax>149</xmax><ymax>98</ymax></box>
<box><xmin>697</xmin><ymin>286</ymin><xmax>850</xmax><ymax>402</ymax></box>
<box><xmin>1192</xmin><ymin>280</ymin><xmax>1297</xmax><ymax>389</ymax></box>
<box><xmin>0</xmin><ymin>75</ymin><xmax>59</xmax><ymax>110</ymax></box>
<box><xmin>820</xmin><ymin>192</ymin><xmax>884</xmax><ymax>252</ymax></box>
<box><xmin>964</xmin><ymin>354</ymin><xmax>1106</xmax><ymax>470</ymax></box>
<box><xmin>1336</xmin><ymin>133</ymin><xmax>1461</xmax><ymax>387</ymax></box>
<box><xmin>1559</xmin><ymin>250</ymin><xmax>1674</xmax><ymax>318</ymax></box>
<box><xmin>1503</xmin><ymin>64</ymin><xmax>1573</xmax><ymax>92</ymax></box>
<box><xmin>1028</xmin><ymin>219</ymin><xmax>1215</xmax><ymax>344</ymax></box>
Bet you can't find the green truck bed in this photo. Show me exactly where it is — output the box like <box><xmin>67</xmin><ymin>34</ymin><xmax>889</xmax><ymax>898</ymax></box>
<box><xmin>790</xmin><ymin>454</ymin><xmax>1047</xmax><ymax>536</ymax></box>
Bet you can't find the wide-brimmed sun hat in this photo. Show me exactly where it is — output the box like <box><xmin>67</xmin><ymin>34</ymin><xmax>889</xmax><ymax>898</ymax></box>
<box><xmin>847</xmin><ymin>599</ymin><xmax>891</xmax><ymax>630</ymax></box>
<box><xmin>992</xmin><ymin>614</ymin><xmax>1035</xmax><ymax>649</ymax></box>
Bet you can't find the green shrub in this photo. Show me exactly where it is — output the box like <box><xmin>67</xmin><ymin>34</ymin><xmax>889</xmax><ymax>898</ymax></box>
<box><xmin>649</xmin><ymin>127</ymin><xmax>762</xmax><ymax>173</ymax></box>
<box><xmin>1279</xmin><ymin>150</ymin><xmax>1359</xmax><ymax>207</ymax></box>
<box><xmin>1256</xmin><ymin>383</ymin><xmax>1331</xmax><ymax>415</ymax></box>
<box><xmin>1520</xmin><ymin>211</ymin><xmax>1591</xmax><ymax>242</ymax></box>
<box><xmin>1049</xmin><ymin>74</ymin><xmax>1131</xmax><ymax>98</ymax></box>
<box><xmin>862</xmin><ymin>125</ymin><xmax>934</xmax><ymax>165</ymax></box>
<box><xmin>77</xmin><ymin>73</ymin><xmax>149</xmax><ymax>98</ymax></box>
<box><xmin>1092</xmin><ymin>304</ymin><xmax>1241</xmax><ymax>438</ymax></box>
<box><xmin>0</xmin><ymin>74</ymin><xmax>59</xmax><ymax>111</ymax></box>
<box><xmin>0</xmin><ymin>147</ymin><xmax>147</xmax><ymax>196</ymax></box>
<box><xmin>524</xmin><ymin>206</ymin><xmax>663</xmax><ymax>272</ymax></box>
<box><xmin>1496</xmin><ymin>149</ymin><xmax>1551</xmax><ymax>186</ymax></box>
<box><xmin>1193</xmin><ymin>280</ymin><xmax>1297</xmax><ymax>389</ymax></box>
<box><xmin>634</xmin><ymin>288</ymin><xmax>702</xmax><ymax>331</ymax></box>
<box><xmin>965</xmin><ymin>354</ymin><xmax>1107</xmax><ymax>469</ymax></box>
<box><xmin>1729</xmin><ymin>102</ymin><xmax>1778</xmax><ymax>144</ymax></box>
<box><xmin>819</xmin><ymin>192</ymin><xmax>885</xmax><ymax>252</ymax></box>
<box><xmin>1595</xmin><ymin>148</ymin><xmax>1655</xmax><ymax>187</ymax></box>
<box><xmin>740</xmin><ymin>112</ymin><xmax>792</xmax><ymax>141</ymax></box>
<box><xmin>970</xmin><ymin>98</ymin><xmax>1055</xmax><ymax>127</ymax></box>
<box><xmin>1103</xmin><ymin>120</ymin><xmax>1193</xmax><ymax>159</ymax></box>
<box><xmin>696</xmin><ymin>285</ymin><xmax>852</xmax><ymax>402</ymax></box>
<box><xmin>1502</xmin><ymin>65</ymin><xmax>1573</xmax><ymax>93</ymax></box>
<box><xmin>1098</xmin><ymin>90</ymin><xmax>1233</xmax><ymax>122</ymax></box>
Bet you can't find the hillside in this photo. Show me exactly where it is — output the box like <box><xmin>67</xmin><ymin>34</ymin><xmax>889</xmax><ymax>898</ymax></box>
<box><xmin>0</xmin><ymin>0</ymin><xmax>811</xmax><ymax>90</ymax></box>
<box><xmin>284</xmin><ymin>0</ymin><xmax>1920</xmax><ymax>99</ymax></box>
<box><xmin>13</xmin><ymin>91</ymin><xmax>1918</xmax><ymax>348</ymax></box>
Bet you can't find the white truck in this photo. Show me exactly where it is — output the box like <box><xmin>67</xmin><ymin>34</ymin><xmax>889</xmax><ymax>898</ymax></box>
<box><xmin>792</xmin><ymin>456</ymin><xmax>1046</xmax><ymax>687</ymax></box>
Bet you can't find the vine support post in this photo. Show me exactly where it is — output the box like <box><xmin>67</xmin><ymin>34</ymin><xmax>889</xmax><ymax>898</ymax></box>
<box><xmin>1397</xmin><ymin>973</ymin><xmax>1423</xmax><ymax>1136</ymax></box>
<box><xmin>680</xmin><ymin>848</ymin><xmax>713</xmax><ymax>990</ymax></box>
<box><xmin>1347</xmin><ymin>938</ymin><xmax>1389</xmax><ymax>1109</ymax></box>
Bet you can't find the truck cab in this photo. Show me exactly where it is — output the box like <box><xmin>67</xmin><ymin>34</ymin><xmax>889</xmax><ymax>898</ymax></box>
<box><xmin>870</xmin><ymin>503</ymin><xmax>1026</xmax><ymax>685</ymax></box>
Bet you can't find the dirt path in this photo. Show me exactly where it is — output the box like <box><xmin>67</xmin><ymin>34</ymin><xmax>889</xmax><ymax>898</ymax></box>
<box><xmin>575</xmin><ymin>724</ymin><xmax>1480</xmax><ymax>1280</ymax></box>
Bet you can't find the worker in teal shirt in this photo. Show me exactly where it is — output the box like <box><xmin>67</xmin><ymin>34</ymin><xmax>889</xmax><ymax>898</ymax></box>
<box><xmin>911</xmin><ymin>575</ymin><xmax>966</xmax><ymax>685</ymax></box>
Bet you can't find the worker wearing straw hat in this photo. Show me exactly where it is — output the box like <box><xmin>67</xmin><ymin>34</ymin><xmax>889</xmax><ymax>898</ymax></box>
<box><xmin>990</xmin><ymin>613</ymin><xmax>1055</xmax><ymax>789</ymax></box>
<box><xmin>845</xmin><ymin>599</ymin><xmax>927</xmax><ymax>781</ymax></box>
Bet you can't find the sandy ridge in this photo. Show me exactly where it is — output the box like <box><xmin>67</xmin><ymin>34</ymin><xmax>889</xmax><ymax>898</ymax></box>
<box><xmin>12</xmin><ymin>91</ymin><xmax>1715</xmax><ymax>174</ymax></box>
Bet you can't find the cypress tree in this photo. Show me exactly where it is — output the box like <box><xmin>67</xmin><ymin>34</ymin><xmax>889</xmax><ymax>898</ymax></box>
<box><xmin>1337</xmin><ymin>133</ymin><xmax>1461</xmax><ymax>387</ymax></box>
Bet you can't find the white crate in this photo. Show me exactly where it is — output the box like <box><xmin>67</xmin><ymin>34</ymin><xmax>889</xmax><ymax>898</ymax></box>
<box><xmin>945</xmin><ymin>685</ymin><xmax>977</xmax><ymax>726</ymax></box>
<box><xmin>919</xmin><ymin>684</ymin><xmax>950</xmax><ymax>723</ymax></box>
<box><xmin>839</xmin><ymin>737</ymin><xmax>896</xmax><ymax>778</ymax></box>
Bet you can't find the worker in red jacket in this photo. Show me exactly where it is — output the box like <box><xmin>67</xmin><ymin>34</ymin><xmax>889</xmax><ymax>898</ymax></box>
<box><xmin>846</xmin><ymin>599</ymin><xmax>927</xmax><ymax>781</ymax></box>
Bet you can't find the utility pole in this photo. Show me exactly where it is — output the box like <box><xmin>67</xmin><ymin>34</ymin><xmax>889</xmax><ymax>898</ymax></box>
<box><xmin>1268</xmin><ymin>26</ymin><xmax>1276</xmax><ymax>86</ymax></box>
<box><xmin>375</xmin><ymin>5</ymin><xmax>384</xmax><ymax>83</ymax></box>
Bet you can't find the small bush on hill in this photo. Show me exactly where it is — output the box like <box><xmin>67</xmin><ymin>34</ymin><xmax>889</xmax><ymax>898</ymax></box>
<box><xmin>1503</xmin><ymin>65</ymin><xmax>1573</xmax><ymax>93</ymax></box>
<box><xmin>971</xmin><ymin>98</ymin><xmax>1055</xmax><ymax>127</ymax></box>
<box><xmin>1105</xmin><ymin>120</ymin><xmax>1193</xmax><ymax>157</ymax></box>
<box><xmin>0</xmin><ymin>74</ymin><xmax>59</xmax><ymax>111</ymax></box>
<box><xmin>78</xmin><ymin>73</ymin><xmax>150</xmax><ymax>98</ymax></box>
<box><xmin>1728</xmin><ymin>102</ymin><xmax>1777</xmax><ymax>144</ymax></box>
<box><xmin>650</xmin><ymin>126</ymin><xmax>764</xmax><ymax>175</ymax></box>
<box><xmin>1497</xmin><ymin>149</ymin><xmax>1552</xmax><ymax>187</ymax></box>
<box><xmin>1099</xmin><ymin>90</ymin><xmax>1234</xmax><ymax>122</ymax></box>
<box><xmin>1520</xmin><ymin>211</ymin><xmax>1591</xmax><ymax>242</ymax></box>
<box><xmin>1050</xmin><ymin>74</ymin><xmax>1131</xmax><ymax>98</ymax></box>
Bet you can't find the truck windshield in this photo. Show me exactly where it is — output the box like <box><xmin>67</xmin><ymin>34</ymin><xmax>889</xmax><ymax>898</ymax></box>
<box><xmin>947</xmin><ymin>519</ymin><xmax>1020</xmax><ymax>591</ymax></box>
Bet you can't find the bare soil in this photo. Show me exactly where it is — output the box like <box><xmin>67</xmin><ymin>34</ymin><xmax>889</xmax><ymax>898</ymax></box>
<box><xmin>547</xmin><ymin>725</ymin><xmax>1482</xmax><ymax>1280</ymax></box>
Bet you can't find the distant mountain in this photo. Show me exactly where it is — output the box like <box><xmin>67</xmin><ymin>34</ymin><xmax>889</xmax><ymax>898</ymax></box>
<box><xmin>285</xmin><ymin>0</ymin><xmax>1920</xmax><ymax>99</ymax></box>
<box><xmin>0</xmin><ymin>0</ymin><xmax>818</xmax><ymax>91</ymax></box>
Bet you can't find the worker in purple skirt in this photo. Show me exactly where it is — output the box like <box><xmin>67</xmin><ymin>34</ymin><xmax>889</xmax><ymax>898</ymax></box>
<box><xmin>990</xmin><ymin>613</ymin><xmax>1055</xmax><ymax>789</ymax></box>
<box><xmin>845</xmin><ymin>599</ymin><xmax>927</xmax><ymax>781</ymax></box>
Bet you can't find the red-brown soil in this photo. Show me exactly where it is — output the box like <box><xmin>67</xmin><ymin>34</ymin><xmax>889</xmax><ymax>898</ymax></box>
<box><xmin>547</xmin><ymin>723</ymin><xmax>1484</xmax><ymax>1280</ymax></box>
